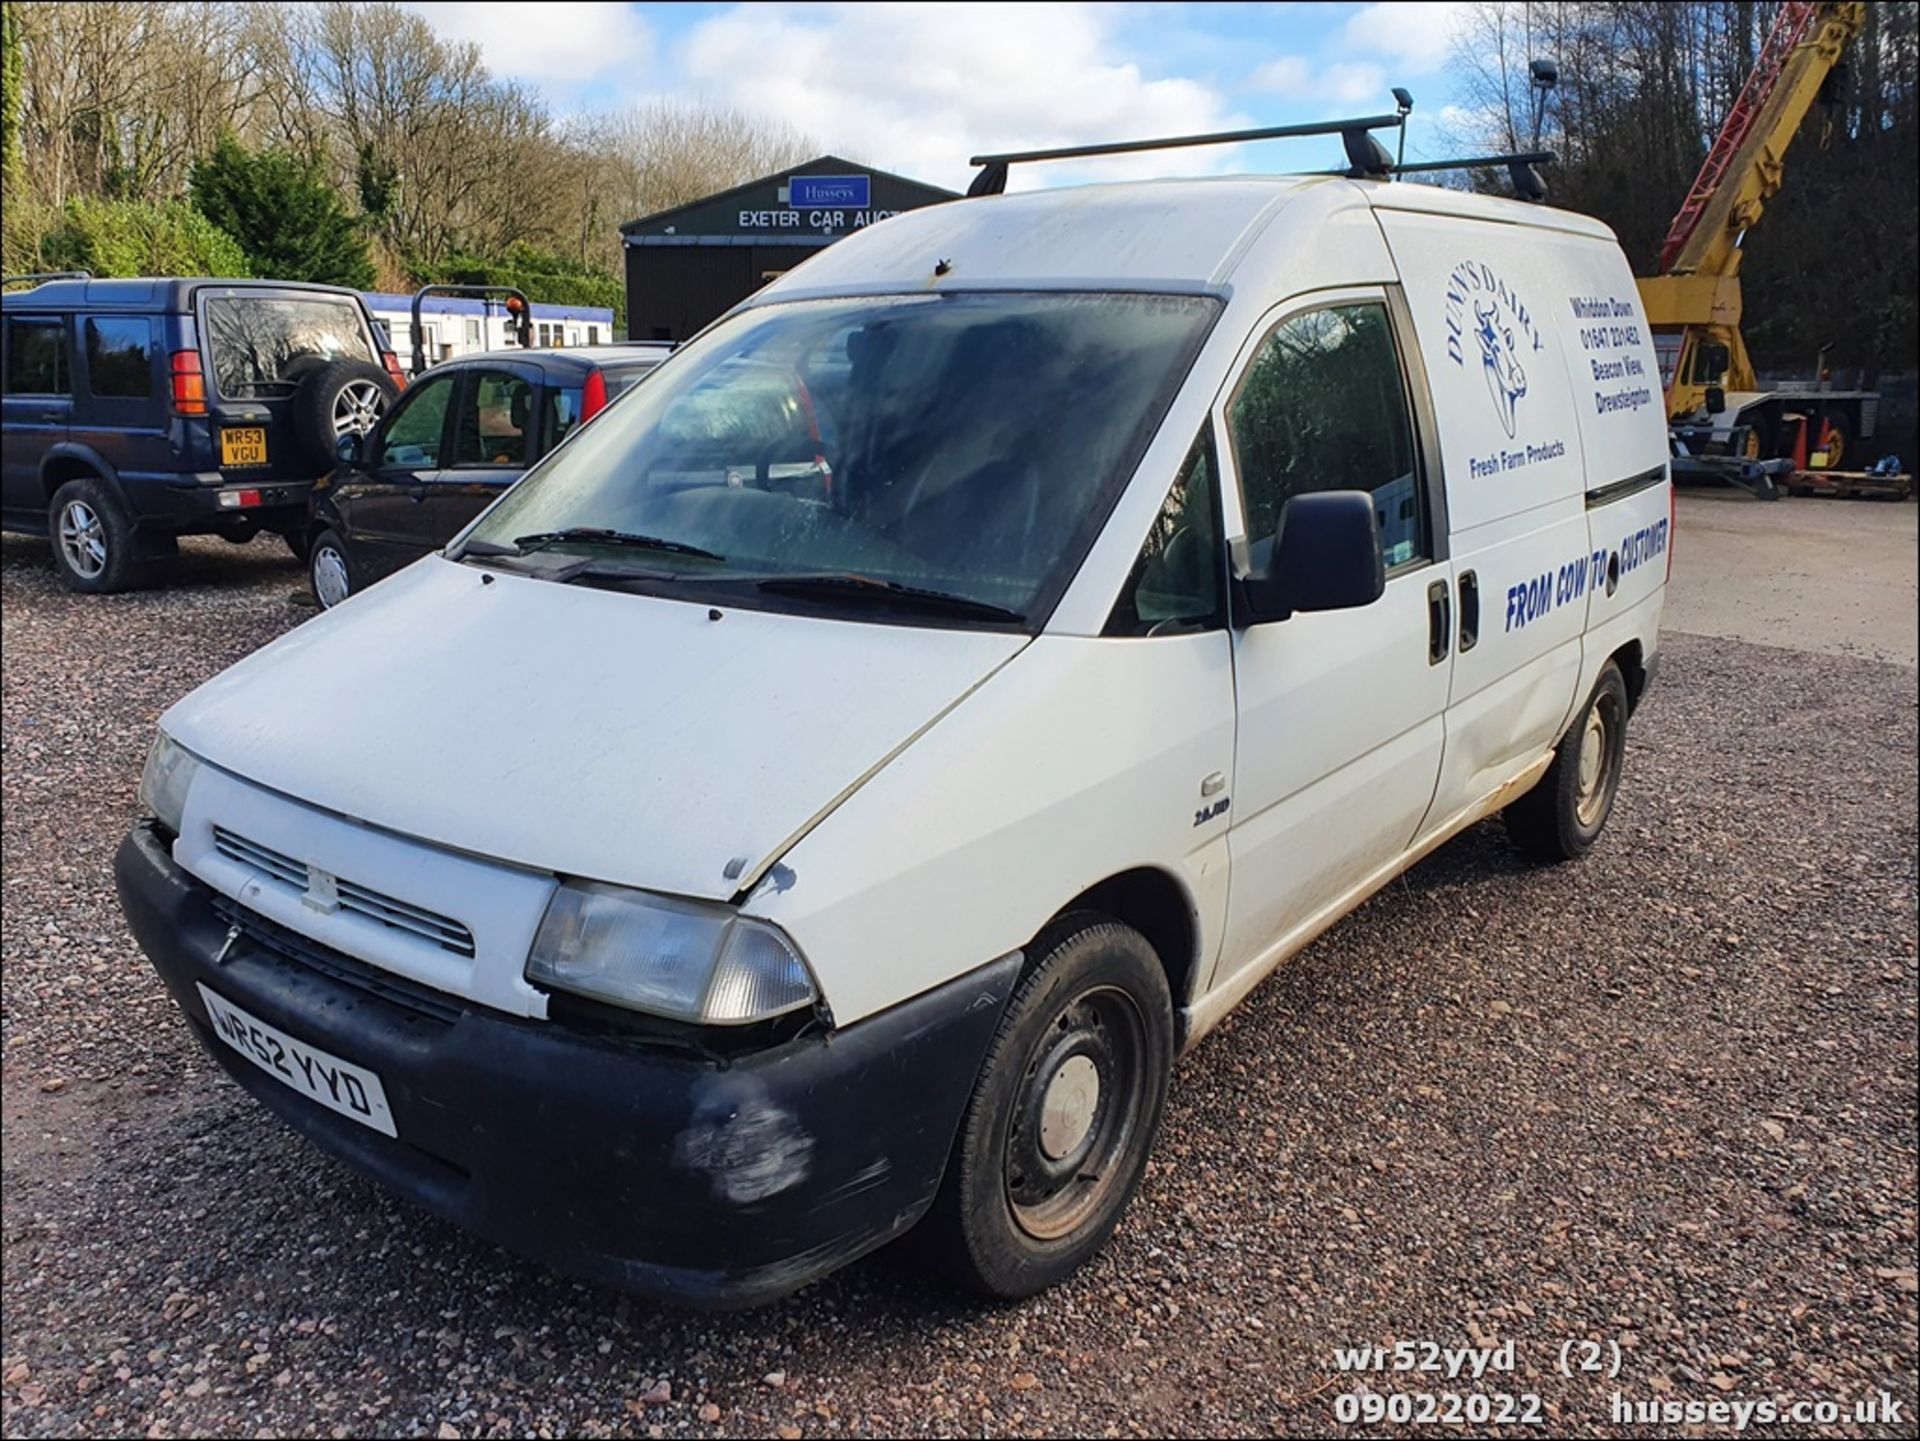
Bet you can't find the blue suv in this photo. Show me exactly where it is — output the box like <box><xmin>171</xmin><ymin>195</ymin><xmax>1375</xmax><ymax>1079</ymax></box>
<box><xmin>2</xmin><ymin>274</ymin><xmax>403</xmax><ymax>592</ymax></box>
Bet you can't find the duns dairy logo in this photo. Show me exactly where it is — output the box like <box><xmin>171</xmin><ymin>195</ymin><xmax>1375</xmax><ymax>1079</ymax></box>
<box><xmin>1444</xmin><ymin>261</ymin><xmax>1545</xmax><ymax>439</ymax></box>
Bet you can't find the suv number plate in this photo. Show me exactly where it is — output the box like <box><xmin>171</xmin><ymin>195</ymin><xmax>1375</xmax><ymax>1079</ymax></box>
<box><xmin>220</xmin><ymin>427</ymin><xmax>268</xmax><ymax>467</ymax></box>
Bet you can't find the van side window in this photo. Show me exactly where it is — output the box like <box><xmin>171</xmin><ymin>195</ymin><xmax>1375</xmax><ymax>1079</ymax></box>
<box><xmin>1105</xmin><ymin>426</ymin><xmax>1224</xmax><ymax>636</ymax></box>
<box><xmin>4</xmin><ymin>317</ymin><xmax>69</xmax><ymax>396</ymax></box>
<box><xmin>1227</xmin><ymin>303</ymin><xmax>1424</xmax><ymax>569</ymax></box>
<box><xmin>85</xmin><ymin>318</ymin><xmax>154</xmax><ymax>399</ymax></box>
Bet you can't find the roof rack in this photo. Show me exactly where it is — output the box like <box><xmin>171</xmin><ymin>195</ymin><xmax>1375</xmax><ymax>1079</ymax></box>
<box><xmin>963</xmin><ymin>91</ymin><xmax>1556</xmax><ymax>203</ymax></box>
<box><xmin>2</xmin><ymin>270</ymin><xmax>92</xmax><ymax>290</ymax></box>
<box><xmin>1314</xmin><ymin>151</ymin><xmax>1558</xmax><ymax>202</ymax></box>
<box><xmin>966</xmin><ymin>107</ymin><xmax>1410</xmax><ymax>197</ymax></box>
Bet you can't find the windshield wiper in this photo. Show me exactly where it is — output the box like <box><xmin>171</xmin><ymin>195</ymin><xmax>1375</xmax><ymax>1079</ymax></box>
<box><xmin>753</xmin><ymin>573</ymin><xmax>1026</xmax><ymax>624</ymax></box>
<box><xmin>511</xmin><ymin>527</ymin><xmax>725</xmax><ymax>563</ymax></box>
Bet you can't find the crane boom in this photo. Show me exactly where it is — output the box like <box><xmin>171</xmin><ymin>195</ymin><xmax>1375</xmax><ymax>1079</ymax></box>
<box><xmin>1639</xmin><ymin>1</ymin><xmax>1867</xmax><ymax>435</ymax></box>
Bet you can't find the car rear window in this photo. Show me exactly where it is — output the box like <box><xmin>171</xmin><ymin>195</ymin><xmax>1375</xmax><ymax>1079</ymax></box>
<box><xmin>205</xmin><ymin>294</ymin><xmax>375</xmax><ymax>398</ymax></box>
<box><xmin>603</xmin><ymin>363</ymin><xmax>658</xmax><ymax>399</ymax></box>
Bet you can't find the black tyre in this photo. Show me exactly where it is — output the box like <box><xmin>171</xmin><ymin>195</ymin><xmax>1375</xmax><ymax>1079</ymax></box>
<box><xmin>48</xmin><ymin>475</ymin><xmax>146</xmax><ymax>594</ymax></box>
<box><xmin>922</xmin><ymin>916</ymin><xmax>1174</xmax><ymax>1300</ymax></box>
<box><xmin>291</xmin><ymin>359</ymin><xmax>395</xmax><ymax>473</ymax></box>
<box><xmin>277</xmin><ymin>527</ymin><xmax>313</xmax><ymax>563</ymax></box>
<box><xmin>308</xmin><ymin>527</ymin><xmax>356</xmax><ymax>609</ymax></box>
<box><xmin>1505</xmin><ymin>661</ymin><xmax>1629</xmax><ymax>861</ymax></box>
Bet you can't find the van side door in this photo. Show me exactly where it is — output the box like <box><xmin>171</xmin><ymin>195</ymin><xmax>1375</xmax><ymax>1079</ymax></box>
<box><xmin>1215</xmin><ymin>289</ymin><xmax>1452</xmax><ymax>984</ymax></box>
<box><xmin>1374</xmin><ymin>214</ymin><xmax>1597</xmax><ymax>836</ymax></box>
<box><xmin>2</xmin><ymin>314</ymin><xmax>73</xmax><ymax>525</ymax></box>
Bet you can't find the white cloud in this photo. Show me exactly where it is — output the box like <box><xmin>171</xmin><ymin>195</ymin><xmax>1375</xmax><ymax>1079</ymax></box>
<box><xmin>404</xmin><ymin>2</ymin><xmax>653</xmax><ymax>90</ymax></box>
<box><xmin>1339</xmin><ymin>1</ymin><xmax>1469</xmax><ymax>74</ymax></box>
<box><xmin>1248</xmin><ymin>54</ymin><xmax>1386</xmax><ymax>106</ymax></box>
<box><xmin>673</xmin><ymin>3</ymin><xmax>1243</xmax><ymax>190</ymax></box>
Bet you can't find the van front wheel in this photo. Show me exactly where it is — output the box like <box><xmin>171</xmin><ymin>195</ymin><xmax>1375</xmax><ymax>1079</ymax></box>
<box><xmin>1505</xmin><ymin>661</ymin><xmax>1629</xmax><ymax>861</ymax></box>
<box><xmin>922</xmin><ymin>917</ymin><xmax>1173</xmax><ymax>1300</ymax></box>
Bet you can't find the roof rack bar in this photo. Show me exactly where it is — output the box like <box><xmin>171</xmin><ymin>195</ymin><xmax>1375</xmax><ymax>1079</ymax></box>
<box><xmin>2</xmin><ymin>270</ymin><xmax>92</xmax><ymax>290</ymax></box>
<box><xmin>967</xmin><ymin>112</ymin><xmax>1407</xmax><ymax>196</ymax></box>
<box><xmin>1386</xmin><ymin>150</ymin><xmax>1554</xmax><ymax>175</ymax></box>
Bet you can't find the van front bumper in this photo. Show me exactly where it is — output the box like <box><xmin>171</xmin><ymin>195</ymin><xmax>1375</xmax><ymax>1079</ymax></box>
<box><xmin>114</xmin><ymin>822</ymin><xmax>1020</xmax><ymax>1308</ymax></box>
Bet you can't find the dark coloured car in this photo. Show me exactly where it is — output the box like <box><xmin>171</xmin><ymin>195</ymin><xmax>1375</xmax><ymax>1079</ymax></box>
<box><xmin>1</xmin><ymin>274</ymin><xmax>405</xmax><ymax>592</ymax></box>
<box><xmin>306</xmin><ymin>344</ymin><xmax>669</xmax><ymax>607</ymax></box>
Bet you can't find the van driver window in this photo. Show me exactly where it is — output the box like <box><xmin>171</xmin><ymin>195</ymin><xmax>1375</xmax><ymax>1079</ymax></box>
<box><xmin>1227</xmin><ymin>303</ymin><xmax>1424</xmax><ymax>570</ymax></box>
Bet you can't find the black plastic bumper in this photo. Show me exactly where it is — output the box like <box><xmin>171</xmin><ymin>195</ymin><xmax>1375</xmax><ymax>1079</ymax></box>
<box><xmin>115</xmin><ymin>823</ymin><xmax>1020</xmax><ymax>1307</ymax></box>
<box><xmin>127</xmin><ymin>475</ymin><xmax>312</xmax><ymax>534</ymax></box>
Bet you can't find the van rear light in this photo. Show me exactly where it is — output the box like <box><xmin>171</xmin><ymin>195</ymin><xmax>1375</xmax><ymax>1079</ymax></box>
<box><xmin>581</xmin><ymin>369</ymin><xmax>608</xmax><ymax>420</ymax></box>
<box><xmin>170</xmin><ymin>351</ymin><xmax>207</xmax><ymax>415</ymax></box>
<box><xmin>381</xmin><ymin>351</ymin><xmax>408</xmax><ymax>392</ymax></box>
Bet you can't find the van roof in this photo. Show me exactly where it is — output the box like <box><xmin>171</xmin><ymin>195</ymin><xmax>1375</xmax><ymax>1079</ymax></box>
<box><xmin>1</xmin><ymin>277</ymin><xmax>369</xmax><ymax>312</ymax></box>
<box><xmin>751</xmin><ymin>175</ymin><xmax>1619</xmax><ymax>304</ymax></box>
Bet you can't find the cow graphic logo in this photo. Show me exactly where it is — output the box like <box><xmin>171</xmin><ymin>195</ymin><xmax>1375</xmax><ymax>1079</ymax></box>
<box><xmin>1474</xmin><ymin>301</ymin><xmax>1528</xmax><ymax>437</ymax></box>
<box><xmin>1444</xmin><ymin>261</ymin><xmax>1545</xmax><ymax>440</ymax></box>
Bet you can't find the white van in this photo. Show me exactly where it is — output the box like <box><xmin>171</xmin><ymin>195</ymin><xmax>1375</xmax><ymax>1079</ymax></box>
<box><xmin>116</xmin><ymin>160</ymin><xmax>1670</xmax><ymax>1308</ymax></box>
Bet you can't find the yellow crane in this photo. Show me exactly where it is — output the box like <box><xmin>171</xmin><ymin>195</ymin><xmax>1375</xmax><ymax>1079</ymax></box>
<box><xmin>1637</xmin><ymin>0</ymin><xmax>1892</xmax><ymax>487</ymax></box>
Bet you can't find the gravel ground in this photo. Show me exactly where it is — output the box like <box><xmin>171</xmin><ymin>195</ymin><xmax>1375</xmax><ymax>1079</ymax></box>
<box><xmin>2</xmin><ymin>531</ymin><xmax>1916</xmax><ymax>1439</ymax></box>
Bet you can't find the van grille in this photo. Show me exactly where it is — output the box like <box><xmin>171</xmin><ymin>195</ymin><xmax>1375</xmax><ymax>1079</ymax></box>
<box><xmin>211</xmin><ymin>825</ymin><xmax>476</xmax><ymax>958</ymax></box>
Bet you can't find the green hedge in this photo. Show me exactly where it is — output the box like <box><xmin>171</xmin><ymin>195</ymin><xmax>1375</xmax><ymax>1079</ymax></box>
<box><xmin>40</xmin><ymin>197</ymin><xmax>251</xmax><ymax>279</ymax></box>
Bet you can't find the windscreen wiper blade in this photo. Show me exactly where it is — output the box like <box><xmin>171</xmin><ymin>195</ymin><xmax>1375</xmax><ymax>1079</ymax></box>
<box><xmin>512</xmin><ymin>527</ymin><xmax>725</xmax><ymax>563</ymax></box>
<box><xmin>754</xmin><ymin>573</ymin><xmax>1026</xmax><ymax>624</ymax></box>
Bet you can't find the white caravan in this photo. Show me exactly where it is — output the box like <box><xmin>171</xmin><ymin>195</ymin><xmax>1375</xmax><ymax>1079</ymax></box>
<box><xmin>117</xmin><ymin>151</ymin><xmax>1671</xmax><ymax>1307</ymax></box>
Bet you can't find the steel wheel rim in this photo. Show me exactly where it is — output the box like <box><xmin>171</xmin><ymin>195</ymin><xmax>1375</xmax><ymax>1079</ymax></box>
<box><xmin>312</xmin><ymin>544</ymin><xmax>351</xmax><ymax>608</ymax></box>
<box><xmin>1574</xmin><ymin>692</ymin><xmax>1621</xmax><ymax>827</ymax></box>
<box><xmin>1005</xmin><ymin>984</ymin><xmax>1148</xmax><ymax>1241</ymax></box>
<box><xmin>332</xmin><ymin>381</ymin><xmax>386</xmax><ymax>438</ymax></box>
<box><xmin>58</xmin><ymin>500</ymin><xmax>107</xmax><ymax>578</ymax></box>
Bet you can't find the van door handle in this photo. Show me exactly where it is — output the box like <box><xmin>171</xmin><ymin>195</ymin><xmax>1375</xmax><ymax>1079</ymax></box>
<box><xmin>1427</xmin><ymin>580</ymin><xmax>1450</xmax><ymax>665</ymax></box>
<box><xmin>1458</xmin><ymin>570</ymin><xmax>1480</xmax><ymax>652</ymax></box>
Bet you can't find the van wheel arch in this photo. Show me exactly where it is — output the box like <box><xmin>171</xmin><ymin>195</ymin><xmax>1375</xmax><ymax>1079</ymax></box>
<box><xmin>1040</xmin><ymin>867</ymin><xmax>1199</xmax><ymax>1045</ymax></box>
<box><xmin>1610</xmin><ymin>639</ymin><xmax>1648</xmax><ymax>714</ymax></box>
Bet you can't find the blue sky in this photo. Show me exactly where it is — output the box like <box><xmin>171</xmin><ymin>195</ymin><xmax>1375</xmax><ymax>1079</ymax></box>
<box><xmin>403</xmin><ymin>2</ymin><xmax>1478</xmax><ymax>191</ymax></box>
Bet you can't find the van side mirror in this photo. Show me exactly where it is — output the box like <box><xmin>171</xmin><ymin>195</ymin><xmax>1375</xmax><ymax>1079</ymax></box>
<box><xmin>337</xmin><ymin>431</ymin><xmax>364</xmax><ymax>466</ymax></box>
<box><xmin>1237</xmin><ymin>490</ymin><xmax>1386</xmax><ymax>625</ymax></box>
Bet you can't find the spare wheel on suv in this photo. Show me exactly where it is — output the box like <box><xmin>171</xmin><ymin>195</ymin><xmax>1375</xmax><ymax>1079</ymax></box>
<box><xmin>291</xmin><ymin>358</ymin><xmax>397</xmax><ymax>472</ymax></box>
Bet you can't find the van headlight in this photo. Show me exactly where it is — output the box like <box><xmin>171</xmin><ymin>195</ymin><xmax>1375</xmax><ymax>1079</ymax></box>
<box><xmin>138</xmin><ymin>733</ymin><xmax>201</xmax><ymax>835</ymax></box>
<box><xmin>526</xmin><ymin>882</ymin><xmax>818</xmax><ymax>1026</ymax></box>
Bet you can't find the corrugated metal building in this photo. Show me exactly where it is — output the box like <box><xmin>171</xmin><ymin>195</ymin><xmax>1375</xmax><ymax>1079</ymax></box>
<box><xmin>620</xmin><ymin>156</ymin><xmax>956</xmax><ymax>342</ymax></box>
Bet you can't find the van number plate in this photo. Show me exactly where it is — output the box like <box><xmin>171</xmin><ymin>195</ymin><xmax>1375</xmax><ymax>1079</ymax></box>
<box><xmin>220</xmin><ymin>427</ymin><xmax>268</xmax><ymax>467</ymax></box>
<box><xmin>195</xmin><ymin>983</ymin><xmax>397</xmax><ymax>1136</ymax></box>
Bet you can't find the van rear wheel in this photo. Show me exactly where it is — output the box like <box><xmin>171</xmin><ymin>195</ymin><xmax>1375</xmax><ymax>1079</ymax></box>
<box><xmin>920</xmin><ymin>916</ymin><xmax>1173</xmax><ymax>1300</ymax></box>
<box><xmin>1505</xmin><ymin>661</ymin><xmax>1629</xmax><ymax>861</ymax></box>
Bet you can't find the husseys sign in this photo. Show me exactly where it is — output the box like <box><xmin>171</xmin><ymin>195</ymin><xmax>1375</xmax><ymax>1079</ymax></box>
<box><xmin>738</xmin><ymin>173</ymin><xmax>903</xmax><ymax>233</ymax></box>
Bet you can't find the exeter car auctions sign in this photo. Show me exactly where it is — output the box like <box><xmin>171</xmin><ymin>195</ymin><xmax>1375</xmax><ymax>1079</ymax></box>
<box><xmin>738</xmin><ymin>173</ymin><xmax>893</xmax><ymax>232</ymax></box>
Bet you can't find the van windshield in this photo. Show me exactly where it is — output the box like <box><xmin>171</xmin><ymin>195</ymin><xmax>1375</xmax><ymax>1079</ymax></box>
<box><xmin>205</xmin><ymin>294</ymin><xmax>375</xmax><ymax>398</ymax></box>
<box><xmin>463</xmin><ymin>292</ymin><xmax>1219</xmax><ymax>625</ymax></box>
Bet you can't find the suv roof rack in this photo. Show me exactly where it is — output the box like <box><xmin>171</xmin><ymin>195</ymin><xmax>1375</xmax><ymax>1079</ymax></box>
<box><xmin>2</xmin><ymin>270</ymin><xmax>92</xmax><ymax>290</ymax></box>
